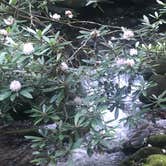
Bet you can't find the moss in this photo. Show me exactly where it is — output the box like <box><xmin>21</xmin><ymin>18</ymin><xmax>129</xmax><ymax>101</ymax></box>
<box><xmin>148</xmin><ymin>134</ymin><xmax>166</xmax><ymax>148</ymax></box>
<box><xmin>120</xmin><ymin>147</ymin><xmax>163</xmax><ymax>166</ymax></box>
<box><xmin>143</xmin><ymin>154</ymin><xmax>166</xmax><ymax>166</ymax></box>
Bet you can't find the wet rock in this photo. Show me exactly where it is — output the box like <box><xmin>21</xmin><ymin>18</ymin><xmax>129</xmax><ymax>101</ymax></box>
<box><xmin>143</xmin><ymin>154</ymin><xmax>166</xmax><ymax>166</ymax></box>
<box><xmin>122</xmin><ymin>122</ymin><xmax>166</xmax><ymax>153</ymax></box>
<box><xmin>57</xmin><ymin>149</ymin><xmax>125</xmax><ymax>166</ymax></box>
<box><xmin>120</xmin><ymin>147</ymin><xmax>163</xmax><ymax>166</ymax></box>
<box><xmin>147</xmin><ymin>134</ymin><xmax>166</xmax><ymax>148</ymax></box>
<box><xmin>123</xmin><ymin>124</ymin><xmax>151</xmax><ymax>153</ymax></box>
<box><xmin>156</xmin><ymin>119</ymin><xmax>166</xmax><ymax>129</ymax></box>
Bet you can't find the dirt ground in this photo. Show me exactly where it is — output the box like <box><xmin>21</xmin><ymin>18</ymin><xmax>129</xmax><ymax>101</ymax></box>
<box><xmin>0</xmin><ymin>122</ymin><xmax>35</xmax><ymax>166</ymax></box>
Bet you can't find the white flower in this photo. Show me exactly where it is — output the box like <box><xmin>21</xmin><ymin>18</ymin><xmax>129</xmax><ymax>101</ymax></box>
<box><xmin>23</xmin><ymin>42</ymin><xmax>34</xmax><ymax>55</ymax></box>
<box><xmin>74</xmin><ymin>96</ymin><xmax>82</xmax><ymax>105</ymax></box>
<box><xmin>50</xmin><ymin>13</ymin><xmax>61</xmax><ymax>20</ymax></box>
<box><xmin>65</xmin><ymin>10</ymin><xmax>73</xmax><ymax>18</ymax></box>
<box><xmin>122</xmin><ymin>27</ymin><xmax>134</xmax><ymax>40</ymax></box>
<box><xmin>10</xmin><ymin>80</ymin><xmax>22</xmax><ymax>92</ymax></box>
<box><xmin>45</xmin><ymin>123</ymin><xmax>57</xmax><ymax>130</ymax></box>
<box><xmin>108</xmin><ymin>40</ymin><xmax>113</xmax><ymax>47</ymax></box>
<box><xmin>116</xmin><ymin>58</ymin><xmax>126</xmax><ymax>66</ymax></box>
<box><xmin>90</xmin><ymin>30</ymin><xmax>100</xmax><ymax>38</ymax></box>
<box><xmin>60</xmin><ymin>62</ymin><xmax>69</xmax><ymax>71</ymax></box>
<box><xmin>4</xmin><ymin>17</ymin><xmax>15</xmax><ymax>26</ymax></box>
<box><xmin>116</xmin><ymin>58</ymin><xmax>135</xmax><ymax>67</ymax></box>
<box><xmin>0</xmin><ymin>29</ymin><xmax>8</xmax><ymax>36</ymax></box>
<box><xmin>126</xmin><ymin>59</ymin><xmax>135</xmax><ymax>67</ymax></box>
<box><xmin>147</xmin><ymin>144</ymin><xmax>152</xmax><ymax>147</ymax></box>
<box><xmin>129</xmin><ymin>48</ymin><xmax>138</xmax><ymax>56</ymax></box>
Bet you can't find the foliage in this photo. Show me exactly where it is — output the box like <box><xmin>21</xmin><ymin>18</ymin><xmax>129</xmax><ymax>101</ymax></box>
<box><xmin>0</xmin><ymin>0</ymin><xmax>166</xmax><ymax>165</ymax></box>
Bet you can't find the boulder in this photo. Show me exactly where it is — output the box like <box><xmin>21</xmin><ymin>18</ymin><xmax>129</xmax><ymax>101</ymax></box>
<box><xmin>57</xmin><ymin>149</ymin><xmax>125</xmax><ymax>166</ymax></box>
<box><xmin>143</xmin><ymin>154</ymin><xmax>166</xmax><ymax>166</ymax></box>
<box><xmin>120</xmin><ymin>147</ymin><xmax>163</xmax><ymax>166</ymax></box>
<box><xmin>147</xmin><ymin>134</ymin><xmax>166</xmax><ymax>148</ymax></box>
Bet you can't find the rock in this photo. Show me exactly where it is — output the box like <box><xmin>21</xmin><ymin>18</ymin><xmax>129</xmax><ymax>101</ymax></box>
<box><xmin>143</xmin><ymin>154</ymin><xmax>166</xmax><ymax>166</ymax></box>
<box><xmin>156</xmin><ymin>119</ymin><xmax>166</xmax><ymax>129</ymax></box>
<box><xmin>123</xmin><ymin>128</ymin><xmax>150</xmax><ymax>153</ymax></box>
<box><xmin>57</xmin><ymin>149</ymin><xmax>125</xmax><ymax>166</ymax></box>
<box><xmin>122</xmin><ymin>122</ymin><xmax>166</xmax><ymax>154</ymax></box>
<box><xmin>147</xmin><ymin>134</ymin><xmax>166</xmax><ymax>148</ymax></box>
<box><xmin>120</xmin><ymin>147</ymin><xmax>163</xmax><ymax>166</ymax></box>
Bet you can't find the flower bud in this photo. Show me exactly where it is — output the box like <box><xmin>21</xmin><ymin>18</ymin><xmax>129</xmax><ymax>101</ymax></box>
<box><xmin>90</xmin><ymin>30</ymin><xmax>100</xmax><ymax>38</ymax></box>
<box><xmin>60</xmin><ymin>62</ymin><xmax>69</xmax><ymax>72</ymax></box>
<box><xmin>4</xmin><ymin>17</ymin><xmax>15</xmax><ymax>26</ymax></box>
<box><xmin>65</xmin><ymin>10</ymin><xmax>73</xmax><ymax>18</ymax></box>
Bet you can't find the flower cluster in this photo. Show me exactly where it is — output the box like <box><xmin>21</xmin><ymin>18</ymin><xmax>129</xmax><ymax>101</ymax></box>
<box><xmin>10</xmin><ymin>80</ymin><xmax>22</xmax><ymax>92</ymax></box>
<box><xmin>129</xmin><ymin>48</ymin><xmax>138</xmax><ymax>56</ymax></box>
<box><xmin>60</xmin><ymin>62</ymin><xmax>69</xmax><ymax>72</ymax></box>
<box><xmin>121</xmin><ymin>27</ymin><xmax>134</xmax><ymax>40</ymax></box>
<box><xmin>23</xmin><ymin>42</ymin><xmax>34</xmax><ymax>55</ymax></box>
<box><xmin>50</xmin><ymin>13</ymin><xmax>61</xmax><ymax>20</ymax></box>
<box><xmin>50</xmin><ymin>10</ymin><xmax>73</xmax><ymax>21</ymax></box>
<box><xmin>65</xmin><ymin>10</ymin><xmax>73</xmax><ymax>18</ymax></box>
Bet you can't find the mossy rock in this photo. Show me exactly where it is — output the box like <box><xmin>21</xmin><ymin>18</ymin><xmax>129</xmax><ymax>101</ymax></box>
<box><xmin>120</xmin><ymin>147</ymin><xmax>163</xmax><ymax>166</ymax></box>
<box><xmin>143</xmin><ymin>154</ymin><xmax>166</xmax><ymax>166</ymax></box>
<box><xmin>147</xmin><ymin>134</ymin><xmax>166</xmax><ymax>148</ymax></box>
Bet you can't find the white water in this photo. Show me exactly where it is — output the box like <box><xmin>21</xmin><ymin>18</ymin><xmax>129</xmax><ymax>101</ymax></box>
<box><xmin>82</xmin><ymin>73</ymin><xmax>143</xmax><ymax>142</ymax></box>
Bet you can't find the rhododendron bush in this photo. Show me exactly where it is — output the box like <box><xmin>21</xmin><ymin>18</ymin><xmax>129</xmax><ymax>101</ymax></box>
<box><xmin>0</xmin><ymin>0</ymin><xmax>166</xmax><ymax>165</ymax></box>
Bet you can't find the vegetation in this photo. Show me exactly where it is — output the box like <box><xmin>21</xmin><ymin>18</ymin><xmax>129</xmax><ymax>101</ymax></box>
<box><xmin>0</xmin><ymin>0</ymin><xmax>165</xmax><ymax>165</ymax></box>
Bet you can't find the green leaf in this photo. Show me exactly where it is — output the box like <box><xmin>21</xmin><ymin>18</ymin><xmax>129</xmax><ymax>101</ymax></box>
<box><xmin>0</xmin><ymin>91</ymin><xmax>11</xmax><ymax>101</ymax></box>
<box><xmin>74</xmin><ymin>112</ymin><xmax>82</xmax><ymax>126</ymax></box>
<box><xmin>72</xmin><ymin>138</ymin><xmax>83</xmax><ymax>149</ymax></box>
<box><xmin>20</xmin><ymin>90</ymin><xmax>33</xmax><ymax>99</ymax></box>
<box><xmin>10</xmin><ymin>94</ymin><xmax>16</xmax><ymax>102</ymax></box>
<box><xmin>42</xmin><ymin>24</ymin><xmax>52</xmax><ymax>35</ymax></box>
<box><xmin>9</xmin><ymin>0</ymin><xmax>17</xmax><ymax>5</ymax></box>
